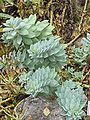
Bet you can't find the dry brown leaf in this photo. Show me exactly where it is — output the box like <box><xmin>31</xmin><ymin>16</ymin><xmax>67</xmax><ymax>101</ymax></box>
<box><xmin>43</xmin><ymin>107</ymin><xmax>50</xmax><ymax>117</ymax></box>
<box><xmin>28</xmin><ymin>115</ymin><xmax>32</xmax><ymax>120</ymax></box>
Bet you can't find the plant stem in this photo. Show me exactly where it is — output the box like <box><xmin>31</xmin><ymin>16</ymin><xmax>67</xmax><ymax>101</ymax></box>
<box><xmin>61</xmin><ymin>5</ymin><xmax>66</xmax><ymax>28</ymax></box>
<box><xmin>0</xmin><ymin>105</ymin><xmax>16</xmax><ymax>119</ymax></box>
<box><xmin>50</xmin><ymin>0</ymin><xmax>53</xmax><ymax>25</ymax></box>
<box><xmin>0</xmin><ymin>98</ymin><xmax>11</xmax><ymax>105</ymax></box>
<box><xmin>66</xmin><ymin>33</ymin><xmax>82</xmax><ymax>47</ymax></box>
<box><xmin>79</xmin><ymin>0</ymin><xmax>88</xmax><ymax>31</ymax></box>
<box><xmin>81</xmin><ymin>69</ymin><xmax>90</xmax><ymax>82</ymax></box>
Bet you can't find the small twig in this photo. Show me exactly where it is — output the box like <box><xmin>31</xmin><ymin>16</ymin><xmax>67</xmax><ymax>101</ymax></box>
<box><xmin>82</xmin><ymin>84</ymin><xmax>90</xmax><ymax>88</ymax></box>
<box><xmin>82</xmin><ymin>65</ymin><xmax>87</xmax><ymax>73</ymax></box>
<box><xmin>81</xmin><ymin>69</ymin><xmax>90</xmax><ymax>82</ymax></box>
<box><xmin>0</xmin><ymin>105</ymin><xmax>14</xmax><ymax>113</ymax></box>
<box><xmin>50</xmin><ymin>0</ymin><xmax>53</xmax><ymax>25</ymax></box>
<box><xmin>50</xmin><ymin>10</ymin><xmax>53</xmax><ymax>25</ymax></box>
<box><xmin>77</xmin><ymin>82</ymin><xmax>90</xmax><ymax>88</ymax></box>
<box><xmin>0</xmin><ymin>71</ymin><xmax>6</xmax><ymax>80</ymax></box>
<box><xmin>5</xmin><ymin>104</ymin><xmax>14</xmax><ymax>109</ymax></box>
<box><xmin>18</xmin><ymin>0</ymin><xmax>25</xmax><ymax>18</ymax></box>
<box><xmin>12</xmin><ymin>74</ymin><xmax>20</xmax><ymax>82</ymax></box>
<box><xmin>47</xmin><ymin>0</ymin><xmax>52</xmax><ymax>9</ymax></box>
<box><xmin>4</xmin><ymin>4</ymin><xmax>18</xmax><ymax>8</ymax></box>
<box><xmin>61</xmin><ymin>5</ymin><xmax>66</xmax><ymax>28</ymax></box>
<box><xmin>0</xmin><ymin>105</ymin><xmax>16</xmax><ymax>119</ymax></box>
<box><xmin>0</xmin><ymin>98</ymin><xmax>11</xmax><ymax>105</ymax></box>
<box><xmin>79</xmin><ymin>0</ymin><xmax>88</xmax><ymax>31</ymax></box>
<box><xmin>66</xmin><ymin>33</ymin><xmax>82</xmax><ymax>47</ymax></box>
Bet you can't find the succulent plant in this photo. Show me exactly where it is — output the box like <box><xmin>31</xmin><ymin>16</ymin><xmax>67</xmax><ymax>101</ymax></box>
<box><xmin>72</xmin><ymin>46</ymin><xmax>87</xmax><ymax>65</ymax></box>
<box><xmin>81</xmin><ymin>33</ymin><xmax>90</xmax><ymax>48</ymax></box>
<box><xmin>11</xmin><ymin>49</ymin><xmax>31</xmax><ymax>69</ymax></box>
<box><xmin>27</xmin><ymin>36</ymin><xmax>67</xmax><ymax>70</ymax></box>
<box><xmin>81</xmin><ymin>33</ymin><xmax>90</xmax><ymax>56</ymax></box>
<box><xmin>2</xmin><ymin>17</ymin><xmax>28</xmax><ymax>49</ymax></box>
<box><xmin>66</xmin><ymin>67</ymin><xmax>84</xmax><ymax>81</ymax></box>
<box><xmin>56</xmin><ymin>80</ymin><xmax>87</xmax><ymax>120</ymax></box>
<box><xmin>2</xmin><ymin>14</ymin><xmax>54</xmax><ymax>49</ymax></box>
<box><xmin>19</xmin><ymin>67</ymin><xmax>59</xmax><ymax>97</ymax></box>
<box><xmin>72</xmin><ymin>33</ymin><xmax>90</xmax><ymax>65</ymax></box>
<box><xmin>66</xmin><ymin>67</ymin><xmax>75</xmax><ymax>76</ymax></box>
<box><xmin>80</xmin><ymin>33</ymin><xmax>90</xmax><ymax>65</ymax></box>
<box><xmin>73</xmin><ymin>71</ymin><xmax>84</xmax><ymax>81</ymax></box>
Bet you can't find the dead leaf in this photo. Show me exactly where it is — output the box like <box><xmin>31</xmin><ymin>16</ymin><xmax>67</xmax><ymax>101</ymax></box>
<box><xmin>0</xmin><ymin>28</ymin><xmax>3</xmax><ymax>33</ymax></box>
<box><xmin>28</xmin><ymin>115</ymin><xmax>32</xmax><ymax>120</ymax></box>
<box><xmin>43</xmin><ymin>107</ymin><xmax>50</xmax><ymax>117</ymax></box>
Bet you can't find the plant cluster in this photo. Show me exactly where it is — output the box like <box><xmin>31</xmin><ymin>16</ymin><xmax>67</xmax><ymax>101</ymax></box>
<box><xmin>2</xmin><ymin>14</ymin><xmax>67</xmax><ymax>70</ymax></box>
<box><xmin>1</xmin><ymin>14</ymin><xmax>88</xmax><ymax>120</ymax></box>
<box><xmin>27</xmin><ymin>36</ymin><xmax>67</xmax><ymax>69</ymax></box>
<box><xmin>65</xmin><ymin>67</ymin><xmax>84</xmax><ymax>81</ymax></box>
<box><xmin>72</xmin><ymin>33</ymin><xmax>90</xmax><ymax>66</ymax></box>
<box><xmin>19</xmin><ymin>67</ymin><xmax>59</xmax><ymax>97</ymax></box>
<box><xmin>2</xmin><ymin>14</ymin><xmax>54</xmax><ymax>49</ymax></box>
<box><xmin>56</xmin><ymin>80</ymin><xmax>87</xmax><ymax>120</ymax></box>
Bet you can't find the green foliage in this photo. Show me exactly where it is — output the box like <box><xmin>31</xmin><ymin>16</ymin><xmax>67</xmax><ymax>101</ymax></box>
<box><xmin>2</xmin><ymin>14</ymin><xmax>67</xmax><ymax>70</ymax></box>
<box><xmin>56</xmin><ymin>80</ymin><xmax>87</xmax><ymax>120</ymax></box>
<box><xmin>2</xmin><ymin>14</ymin><xmax>54</xmax><ymax>49</ymax></box>
<box><xmin>73</xmin><ymin>71</ymin><xmax>84</xmax><ymax>81</ymax></box>
<box><xmin>11</xmin><ymin>50</ymin><xmax>30</xmax><ymax>69</ymax></box>
<box><xmin>0</xmin><ymin>61</ymin><xmax>5</xmax><ymax>69</ymax></box>
<box><xmin>66</xmin><ymin>67</ymin><xmax>84</xmax><ymax>81</ymax></box>
<box><xmin>2</xmin><ymin>17</ymin><xmax>27</xmax><ymax>49</ymax></box>
<box><xmin>81</xmin><ymin>33</ymin><xmax>90</xmax><ymax>55</ymax></box>
<box><xmin>5</xmin><ymin>0</ymin><xmax>13</xmax><ymax>4</ymax></box>
<box><xmin>0</xmin><ymin>13</ymin><xmax>12</xmax><ymax>19</ymax></box>
<box><xmin>27</xmin><ymin>36</ymin><xmax>67</xmax><ymax>69</ymax></box>
<box><xmin>0</xmin><ymin>54</ymin><xmax>10</xmax><ymax>71</ymax></box>
<box><xmin>72</xmin><ymin>46</ymin><xmax>87</xmax><ymax>65</ymax></box>
<box><xmin>0</xmin><ymin>50</ymin><xmax>30</xmax><ymax>71</ymax></box>
<box><xmin>81</xmin><ymin>33</ymin><xmax>90</xmax><ymax>48</ymax></box>
<box><xmin>0</xmin><ymin>0</ymin><xmax>3</xmax><ymax>3</ymax></box>
<box><xmin>19</xmin><ymin>67</ymin><xmax>59</xmax><ymax>97</ymax></box>
<box><xmin>66</xmin><ymin>67</ymin><xmax>75</xmax><ymax>76</ymax></box>
<box><xmin>72</xmin><ymin>33</ymin><xmax>90</xmax><ymax>65</ymax></box>
<box><xmin>88</xmin><ymin>45</ymin><xmax>90</xmax><ymax>55</ymax></box>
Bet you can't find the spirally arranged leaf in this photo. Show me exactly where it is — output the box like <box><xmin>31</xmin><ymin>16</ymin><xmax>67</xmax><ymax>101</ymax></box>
<box><xmin>2</xmin><ymin>14</ymin><xmax>54</xmax><ymax>49</ymax></box>
<box><xmin>19</xmin><ymin>67</ymin><xmax>59</xmax><ymax>97</ymax></box>
<box><xmin>27</xmin><ymin>36</ymin><xmax>67</xmax><ymax>69</ymax></box>
<box><xmin>56</xmin><ymin>80</ymin><xmax>87</xmax><ymax>120</ymax></box>
<box><xmin>0</xmin><ymin>13</ymin><xmax>12</xmax><ymax>19</ymax></box>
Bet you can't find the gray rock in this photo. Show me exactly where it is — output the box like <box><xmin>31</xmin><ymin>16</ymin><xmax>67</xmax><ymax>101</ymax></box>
<box><xmin>15</xmin><ymin>97</ymin><xmax>65</xmax><ymax>120</ymax></box>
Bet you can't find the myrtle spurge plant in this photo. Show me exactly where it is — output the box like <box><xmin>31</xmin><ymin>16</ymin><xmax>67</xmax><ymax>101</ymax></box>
<box><xmin>19</xmin><ymin>67</ymin><xmax>59</xmax><ymax>97</ymax></box>
<box><xmin>65</xmin><ymin>67</ymin><xmax>84</xmax><ymax>81</ymax></box>
<box><xmin>56</xmin><ymin>80</ymin><xmax>87</xmax><ymax>120</ymax></box>
<box><xmin>27</xmin><ymin>36</ymin><xmax>67</xmax><ymax>69</ymax></box>
<box><xmin>72</xmin><ymin>33</ymin><xmax>90</xmax><ymax>65</ymax></box>
<box><xmin>1</xmin><ymin>14</ymin><xmax>88</xmax><ymax>120</ymax></box>
<box><xmin>2</xmin><ymin>14</ymin><xmax>54</xmax><ymax>49</ymax></box>
<box><xmin>11</xmin><ymin>49</ymin><xmax>30</xmax><ymax>69</ymax></box>
<box><xmin>81</xmin><ymin>33</ymin><xmax>90</xmax><ymax>48</ymax></box>
<box><xmin>72</xmin><ymin>46</ymin><xmax>87</xmax><ymax>65</ymax></box>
